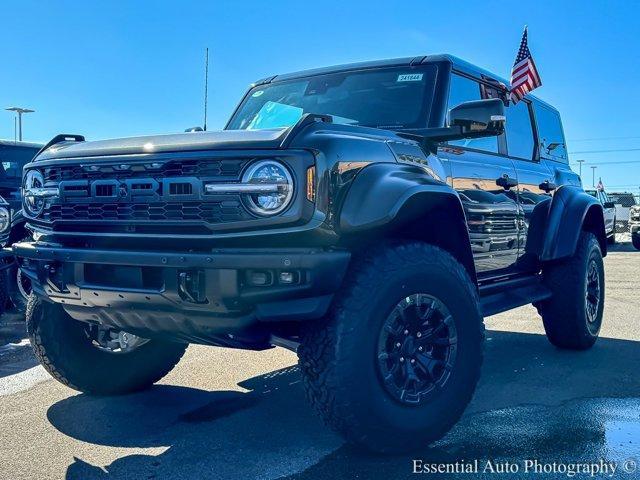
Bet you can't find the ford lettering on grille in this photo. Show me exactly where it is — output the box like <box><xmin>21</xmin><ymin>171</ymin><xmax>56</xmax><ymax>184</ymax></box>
<box><xmin>57</xmin><ymin>177</ymin><xmax>201</xmax><ymax>202</ymax></box>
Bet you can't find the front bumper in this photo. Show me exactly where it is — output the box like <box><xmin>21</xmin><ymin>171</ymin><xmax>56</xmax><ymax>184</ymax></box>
<box><xmin>14</xmin><ymin>242</ymin><xmax>350</xmax><ymax>345</ymax></box>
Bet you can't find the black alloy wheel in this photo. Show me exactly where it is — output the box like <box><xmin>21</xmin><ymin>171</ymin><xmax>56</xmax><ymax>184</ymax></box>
<box><xmin>377</xmin><ymin>294</ymin><xmax>457</xmax><ymax>405</ymax></box>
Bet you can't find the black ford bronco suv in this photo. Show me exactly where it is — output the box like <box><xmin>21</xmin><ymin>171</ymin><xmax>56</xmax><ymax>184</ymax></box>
<box><xmin>0</xmin><ymin>140</ymin><xmax>43</xmax><ymax>312</ymax></box>
<box><xmin>15</xmin><ymin>55</ymin><xmax>606</xmax><ymax>452</ymax></box>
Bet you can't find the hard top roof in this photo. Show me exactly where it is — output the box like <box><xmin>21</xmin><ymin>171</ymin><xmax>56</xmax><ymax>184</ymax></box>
<box><xmin>259</xmin><ymin>54</ymin><xmax>557</xmax><ymax>112</ymax></box>
<box><xmin>0</xmin><ymin>139</ymin><xmax>43</xmax><ymax>149</ymax></box>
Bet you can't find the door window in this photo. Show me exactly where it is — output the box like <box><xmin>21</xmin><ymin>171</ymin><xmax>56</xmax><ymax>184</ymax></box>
<box><xmin>447</xmin><ymin>74</ymin><xmax>498</xmax><ymax>153</ymax></box>
<box><xmin>505</xmin><ymin>101</ymin><xmax>535</xmax><ymax>160</ymax></box>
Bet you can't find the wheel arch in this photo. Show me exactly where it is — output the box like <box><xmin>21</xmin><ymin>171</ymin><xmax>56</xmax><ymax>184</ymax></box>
<box><xmin>539</xmin><ymin>185</ymin><xmax>607</xmax><ymax>261</ymax></box>
<box><xmin>339</xmin><ymin>163</ymin><xmax>476</xmax><ymax>283</ymax></box>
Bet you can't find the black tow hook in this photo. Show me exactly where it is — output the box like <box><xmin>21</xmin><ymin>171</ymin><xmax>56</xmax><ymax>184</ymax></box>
<box><xmin>40</xmin><ymin>262</ymin><xmax>67</xmax><ymax>293</ymax></box>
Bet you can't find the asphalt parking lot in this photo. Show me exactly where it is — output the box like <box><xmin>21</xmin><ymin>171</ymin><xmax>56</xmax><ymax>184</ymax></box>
<box><xmin>0</xmin><ymin>240</ymin><xmax>638</xmax><ymax>480</ymax></box>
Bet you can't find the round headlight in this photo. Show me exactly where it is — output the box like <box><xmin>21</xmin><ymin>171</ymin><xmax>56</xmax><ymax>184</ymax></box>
<box><xmin>23</xmin><ymin>169</ymin><xmax>45</xmax><ymax>217</ymax></box>
<box><xmin>241</xmin><ymin>160</ymin><xmax>294</xmax><ymax>216</ymax></box>
<box><xmin>0</xmin><ymin>207</ymin><xmax>9</xmax><ymax>232</ymax></box>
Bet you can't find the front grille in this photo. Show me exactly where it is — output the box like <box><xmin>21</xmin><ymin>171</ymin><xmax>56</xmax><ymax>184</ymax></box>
<box><xmin>467</xmin><ymin>213</ymin><xmax>519</xmax><ymax>234</ymax></box>
<box><xmin>34</xmin><ymin>156</ymin><xmax>255</xmax><ymax>228</ymax></box>
<box><xmin>45</xmin><ymin>200</ymin><xmax>248</xmax><ymax>223</ymax></box>
<box><xmin>43</xmin><ymin>158</ymin><xmax>246</xmax><ymax>182</ymax></box>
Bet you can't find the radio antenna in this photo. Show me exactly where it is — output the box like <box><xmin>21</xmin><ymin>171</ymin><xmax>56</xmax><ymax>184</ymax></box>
<box><xmin>203</xmin><ymin>47</ymin><xmax>209</xmax><ymax>131</ymax></box>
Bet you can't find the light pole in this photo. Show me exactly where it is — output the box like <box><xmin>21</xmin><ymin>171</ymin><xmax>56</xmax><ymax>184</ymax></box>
<box><xmin>576</xmin><ymin>159</ymin><xmax>585</xmax><ymax>178</ymax></box>
<box><xmin>5</xmin><ymin>107</ymin><xmax>35</xmax><ymax>141</ymax></box>
<box><xmin>590</xmin><ymin>166</ymin><xmax>597</xmax><ymax>188</ymax></box>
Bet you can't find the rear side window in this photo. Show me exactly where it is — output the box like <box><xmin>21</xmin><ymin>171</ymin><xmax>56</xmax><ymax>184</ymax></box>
<box><xmin>534</xmin><ymin>104</ymin><xmax>567</xmax><ymax>163</ymax></box>
<box><xmin>505</xmin><ymin>101</ymin><xmax>535</xmax><ymax>160</ymax></box>
<box><xmin>447</xmin><ymin>74</ymin><xmax>498</xmax><ymax>154</ymax></box>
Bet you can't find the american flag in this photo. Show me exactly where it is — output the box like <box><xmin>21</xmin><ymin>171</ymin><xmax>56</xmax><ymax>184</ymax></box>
<box><xmin>510</xmin><ymin>27</ymin><xmax>542</xmax><ymax>104</ymax></box>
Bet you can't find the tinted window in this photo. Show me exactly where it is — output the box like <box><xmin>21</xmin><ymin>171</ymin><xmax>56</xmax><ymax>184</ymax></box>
<box><xmin>505</xmin><ymin>101</ymin><xmax>535</xmax><ymax>160</ymax></box>
<box><xmin>447</xmin><ymin>74</ymin><xmax>498</xmax><ymax>153</ymax></box>
<box><xmin>534</xmin><ymin>104</ymin><xmax>567</xmax><ymax>162</ymax></box>
<box><xmin>0</xmin><ymin>145</ymin><xmax>40</xmax><ymax>179</ymax></box>
<box><xmin>227</xmin><ymin>65</ymin><xmax>437</xmax><ymax>130</ymax></box>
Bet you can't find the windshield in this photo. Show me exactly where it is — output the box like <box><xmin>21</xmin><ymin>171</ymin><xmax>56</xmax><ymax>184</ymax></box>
<box><xmin>0</xmin><ymin>145</ymin><xmax>40</xmax><ymax>179</ymax></box>
<box><xmin>227</xmin><ymin>65</ymin><xmax>437</xmax><ymax>131</ymax></box>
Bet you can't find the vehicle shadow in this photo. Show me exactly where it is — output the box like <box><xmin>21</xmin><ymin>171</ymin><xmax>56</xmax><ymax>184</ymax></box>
<box><xmin>47</xmin><ymin>331</ymin><xmax>640</xmax><ymax>480</ymax></box>
<box><xmin>0</xmin><ymin>310</ymin><xmax>27</xmax><ymax>345</ymax></box>
<box><xmin>0</xmin><ymin>312</ymin><xmax>38</xmax><ymax>380</ymax></box>
<box><xmin>0</xmin><ymin>344</ymin><xmax>39</xmax><ymax>380</ymax></box>
<box><xmin>608</xmin><ymin>241</ymin><xmax>638</xmax><ymax>253</ymax></box>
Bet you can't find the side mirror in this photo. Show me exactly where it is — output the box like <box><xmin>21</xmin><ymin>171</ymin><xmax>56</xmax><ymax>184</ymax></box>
<box><xmin>396</xmin><ymin>98</ymin><xmax>506</xmax><ymax>144</ymax></box>
<box><xmin>185</xmin><ymin>126</ymin><xmax>204</xmax><ymax>132</ymax></box>
<box><xmin>448</xmin><ymin>98</ymin><xmax>506</xmax><ymax>139</ymax></box>
<box><xmin>603</xmin><ymin>201</ymin><xmax>616</xmax><ymax>209</ymax></box>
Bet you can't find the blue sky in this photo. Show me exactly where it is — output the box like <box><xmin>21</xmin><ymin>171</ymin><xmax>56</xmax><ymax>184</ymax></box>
<box><xmin>2</xmin><ymin>0</ymin><xmax>639</xmax><ymax>192</ymax></box>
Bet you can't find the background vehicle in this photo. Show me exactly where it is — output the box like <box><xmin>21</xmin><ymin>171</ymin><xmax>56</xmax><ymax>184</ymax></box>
<box><xmin>608</xmin><ymin>192</ymin><xmax>637</xmax><ymax>233</ymax></box>
<box><xmin>0</xmin><ymin>141</ymin><xmax>42</xmax><ymax>214</ymax></box>
<box><xmin>0</xmin><ymin>195</ymin><xmax>14</xmax><ymax>315</ymax></box>
<box><xmin>586</xmin><ymin>189</ymin><xmax>616</xmax><ymax>243</ymax></box>
<box><xmin>0</xmin><ymin>140</ymin><xmax>42</xmax><ymax>310</ymax></box>
<box><xmin>14</xmin><ymin>55</ymin><xmax>606</xmax><ymax>453</ymax></box>
<box><xmin>630</xmin><ymin>204</ymin><xmax>640</xmax><ymax>249</ymax></box>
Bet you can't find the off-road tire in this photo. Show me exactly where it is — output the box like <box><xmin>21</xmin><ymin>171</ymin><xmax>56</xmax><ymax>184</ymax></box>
<box><xmin>8</xmin><ymin>235</ymin><xmax>34</xmax><ymax>312</ymax></box>
<box><xmin>298</xmin><ymin>242</ymin><xmax>484</xmax><ymax>453</ymax></box>
<box><xmin>0</xmin><ymin>267</ymin><xmax>8</xmax><ymax>316</ymax></box>
<box><xmin>26</xmin><ymin>295</ymin><xmax>188</xmax><ymax>395</ymax></box>
<box><xmin>11</xmin><ymin>266</ymin><xmax>30</xmax><ymax>311</ymax></box>
<box><xmin>536</xmin><ymin>231</ymin><xmax>604</xmax><ymax>350</ymax></box>
<box><xmin>632</xmin><ymin>234</ymin><xmax>640</xmax><ymax>251</ymax></box>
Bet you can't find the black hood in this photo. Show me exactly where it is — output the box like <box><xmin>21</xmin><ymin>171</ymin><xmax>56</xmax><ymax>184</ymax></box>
<box><xmin>36</xmin><ymin>128</ymin><xmax>290</xmax><ymax>161</ymax></box>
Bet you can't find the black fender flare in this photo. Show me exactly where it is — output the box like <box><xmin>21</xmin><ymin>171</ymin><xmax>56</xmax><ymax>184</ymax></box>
<box><xmin>338</xmin><ymin>163</ymin><xmax>460</xmax><ymax>232</ymax></box>
<box><xmin>338</xmin><ymin>162</ymin><xmax>476</xmax><ymax>281</ymax></box>
<box><xmin>540</xmin><ymin>185</ymin><xmax>606</xmax><ymax>261</ymax></box>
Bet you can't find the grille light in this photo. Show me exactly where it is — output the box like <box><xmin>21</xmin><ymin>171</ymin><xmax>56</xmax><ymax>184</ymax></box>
<box><xmin>205</xmin><ymin>160</ymin><xmax>294</xmax><ymax>216</ymax></box>
<box><xmin>23</xmin><ymin>169</ymin><xmax>58</xmax><ymax>217</ymax></box>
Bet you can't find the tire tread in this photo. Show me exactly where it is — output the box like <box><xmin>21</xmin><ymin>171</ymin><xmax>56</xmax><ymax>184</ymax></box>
<box><xmin>26</xmin><ymin>295</ymin><xmax>187</xmax><ymax>395</ymax></box>
<box><xmin>298</xmin><ymin>242</ymin><xmax>484</xmax><ymax>451</ymax></box>
<box><xmin>535</xmin><ymin>231</ymin><xmax>603</xmax><ymax>350</ymax></box>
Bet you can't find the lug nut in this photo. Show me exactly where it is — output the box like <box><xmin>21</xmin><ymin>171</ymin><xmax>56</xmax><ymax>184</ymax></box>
<box><xmin>416</xmin><ymin>332</ymin><xmax>422</xmax><ymax>338</ymax></box>
<box><xmin>396</xmin><ymin>342</ymin><xmax>401</xmax><ymax>348</ymax></box>
<box><xmin>404</xmin><ymin>329</ymin><xmax>409</xmax><ymax>335</ymax></box>
<box><xmin>410</xmin><ymin>359</ymin><xmax>416</xmax><ymax>364</ymax></box>
<box><xmin>418</xmin><ymin>346</ymin><xmax>423</xmax><ymax>352</ymax></box>
<box><xmin>400</xmin><ymin>357</ymin><xmax>405</xmax><ymax>362</ymax></box>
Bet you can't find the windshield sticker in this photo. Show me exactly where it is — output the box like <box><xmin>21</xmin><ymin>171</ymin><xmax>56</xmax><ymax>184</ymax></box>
<box><xmin>397</xmin><ymin>73</ymin><xmax>423</xmax><ymax>82</ymax></box>
<box><xmin>252</xmin><ymin>90</ymin><xmax>265</xmax><ymax>97</ymax></box>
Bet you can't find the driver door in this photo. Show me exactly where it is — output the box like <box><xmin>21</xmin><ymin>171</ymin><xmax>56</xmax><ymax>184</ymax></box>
<box><xmin>441</xmin><ymin>73</ymin><xmax>521</xmax><ymax>276</ymax></box>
